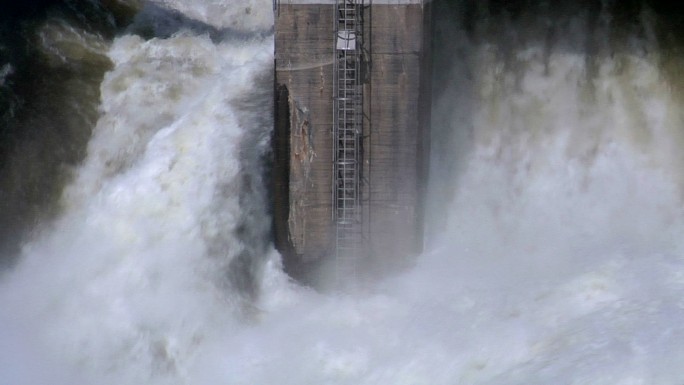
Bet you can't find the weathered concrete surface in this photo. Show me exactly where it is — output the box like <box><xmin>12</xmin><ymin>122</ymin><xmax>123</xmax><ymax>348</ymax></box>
<box><xmin>363</xmin><ymin>3</ymin><xmax>432</xmax><ymax>272</ymax></box>
<box><xmin>273</xmin><ymin>3</ymin><xmax>431</xmax><ymax>281</ymax></box>
<box><xmin>274</xmin><ymin>4</ymin><xmax>336</xmax><ymax>276</ymax></box>
<box><xmin>276</xmin><ymin>0</ymin><xmax>430</xmax><ymax>4</ymax></box>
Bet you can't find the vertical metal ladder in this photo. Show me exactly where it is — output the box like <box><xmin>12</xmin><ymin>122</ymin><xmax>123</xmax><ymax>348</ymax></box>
<box><xmin>333</xmin><ymin>0</ymin><xmax>363</xmax><ymax>283</ymax></box>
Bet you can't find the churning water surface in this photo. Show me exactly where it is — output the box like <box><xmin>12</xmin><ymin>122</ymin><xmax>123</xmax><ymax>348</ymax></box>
<box><xmin>2</xmin><ymin>1</ymin><xmax>684</xmax><ymax>384</ymax></box>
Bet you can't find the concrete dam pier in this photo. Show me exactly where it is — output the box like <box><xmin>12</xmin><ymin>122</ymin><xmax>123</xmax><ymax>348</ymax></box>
<box><xmin>272</xmin><ymin>0</ymin><xmax>432</xmax><ymax>285</ymax></box>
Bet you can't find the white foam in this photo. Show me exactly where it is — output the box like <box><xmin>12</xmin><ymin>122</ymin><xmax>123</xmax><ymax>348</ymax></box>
<box><xmin>3</xmin><ymin>3</ymin><xmax>684</xmax><ymax>385</ymax></box>
<box><xmin>1</xmin><ymin>24</ymin><xmax>274</xmax><ymax>384</ymax></box>
<box><xmin>148</xmin><ymin>0</ymin><xmax>274</xmax><ymax>32</ymax></box>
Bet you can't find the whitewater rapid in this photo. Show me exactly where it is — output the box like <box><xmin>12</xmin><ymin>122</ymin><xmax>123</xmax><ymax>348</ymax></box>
<box><xmin>1</xmin><ymin>2</ymin><xmax>277</xmax><ymax>383</ymax></box>
<box><xmin>3</xmin><ymin>1</ymin><xmax>684</xmax><ymax>384</ymax></box>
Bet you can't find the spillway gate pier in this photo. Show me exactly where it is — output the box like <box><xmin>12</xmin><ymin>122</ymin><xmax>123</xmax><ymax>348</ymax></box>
<box><xmin>273</xmin><ymin>0</ymin><xmax>432</xmax><ymax>288</ymax></box>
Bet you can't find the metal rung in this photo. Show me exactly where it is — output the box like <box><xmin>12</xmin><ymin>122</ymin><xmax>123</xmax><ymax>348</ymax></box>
<box><xmin>333</xmin><ymin>0</ymin><xmax>363</xmax><ymax>285</ymax></box>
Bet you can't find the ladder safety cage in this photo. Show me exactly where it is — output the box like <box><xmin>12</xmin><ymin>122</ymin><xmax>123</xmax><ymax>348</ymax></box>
<box><xmin>333</xmin><ymin>0</ymin><xmax>364</xmax><ymax>282</ymax></box>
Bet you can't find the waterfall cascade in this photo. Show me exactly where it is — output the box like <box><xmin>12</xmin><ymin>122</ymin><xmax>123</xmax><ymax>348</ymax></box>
<box><xmin>2</xmin><ymin>1</ymin><xmax>684</xmax><ymax>384</ymax></box>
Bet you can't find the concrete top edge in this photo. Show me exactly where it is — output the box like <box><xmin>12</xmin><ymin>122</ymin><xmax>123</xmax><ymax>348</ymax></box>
<box><xmin>275</xmin><ymin>0</ymin><xmax>431</xmax><ymax>4</ymax></box>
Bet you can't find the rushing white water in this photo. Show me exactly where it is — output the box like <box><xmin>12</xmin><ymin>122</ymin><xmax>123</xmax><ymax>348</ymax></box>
<box><xmin>3</xmin><ymin>1</ymin><xmax>684</xmax><ymax>384</ymax></box>
<box><xmin>0</xmin><ymin>2</ymin><xmax>276</xmax><ymax>383</ymax></box>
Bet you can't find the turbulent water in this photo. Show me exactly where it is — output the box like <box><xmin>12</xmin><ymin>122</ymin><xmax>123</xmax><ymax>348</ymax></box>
<box><xmin>2</xmin><ymin>0</ymin><xmax>684</xmax><ymax>384</ymax></box>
